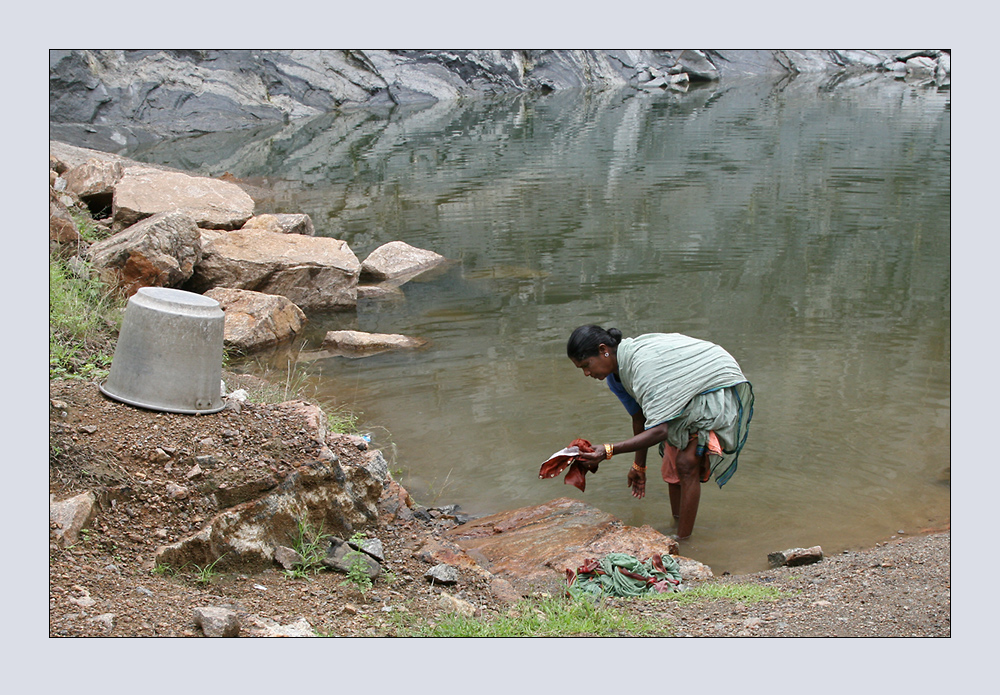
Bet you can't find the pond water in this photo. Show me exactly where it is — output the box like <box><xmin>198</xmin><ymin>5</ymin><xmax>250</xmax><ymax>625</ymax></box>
<box><xmin>125</xmin><ymin>72</ymin><xmax>950</xmax><ymax>575</ymax></box>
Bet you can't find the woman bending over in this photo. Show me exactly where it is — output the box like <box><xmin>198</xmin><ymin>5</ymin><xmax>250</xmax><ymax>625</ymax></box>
<box><xmin>567</xmin><ymin>325</ymin><xmax>754</xmax><ymax>540</ymax></box>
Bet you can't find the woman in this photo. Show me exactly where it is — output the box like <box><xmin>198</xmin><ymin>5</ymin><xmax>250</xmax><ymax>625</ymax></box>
<box><xmin>567</xmin><ymin>325</ymin><xmax>754</xmax><ymax>540</ymax></box>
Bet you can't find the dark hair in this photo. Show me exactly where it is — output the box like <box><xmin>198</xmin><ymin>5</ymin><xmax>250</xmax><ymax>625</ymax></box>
<box><xmin>567</xmin><ymin>325</ymin><xmax>623</xmax><ymax>361</ymax></box>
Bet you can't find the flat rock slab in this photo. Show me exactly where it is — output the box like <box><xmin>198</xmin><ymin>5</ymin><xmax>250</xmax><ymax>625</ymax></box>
<box><xmin>113</xmin><ymin>166</ymin><xmax>255</xmax><ymax>230</ymax></box>
<box><xmin>322</xmin><ymin>330</ymin><xmax>426</xmax><ymax>356</ymax></box>
<box><xmin>444</xmin><ymin>497</ymin><xmax>684</xmax><ymax>594</ymax></box>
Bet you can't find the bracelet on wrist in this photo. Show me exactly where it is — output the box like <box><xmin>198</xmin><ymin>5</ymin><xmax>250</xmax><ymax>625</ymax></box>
<box><xmin>604</xmin><ymin>443</ymin><xmax>614</xmax><ymax>459</ymax></box>
<box><xmin>631</xmin><ymin>461</ymin><xmax>646</xmax><ymax>472</ymax></box>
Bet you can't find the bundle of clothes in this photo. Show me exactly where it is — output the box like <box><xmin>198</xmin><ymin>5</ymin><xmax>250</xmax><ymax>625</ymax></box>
<box><xmin>566</xmin><ymin>552</ymin><xmax>683</xmax><ymax>598</ymax></box>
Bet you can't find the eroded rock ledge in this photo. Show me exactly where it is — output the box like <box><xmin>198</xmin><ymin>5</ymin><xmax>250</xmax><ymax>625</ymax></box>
<box><xmin>50</xmin><ymin>50</ymin><xmax>949</xmax><ymax>150</ymax></box>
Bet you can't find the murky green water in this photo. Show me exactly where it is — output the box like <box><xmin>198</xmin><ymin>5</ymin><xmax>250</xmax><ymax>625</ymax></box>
<box><xmin>127</xmin><ymin>73</ymin><xmax>950</xmax><ymax>574</ymax></box>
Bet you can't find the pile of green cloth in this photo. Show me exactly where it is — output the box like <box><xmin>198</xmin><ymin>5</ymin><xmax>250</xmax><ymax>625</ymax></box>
<box><xmin>567</xmin><ymin>552</ymin><xmax>682</xmax><ymax>598</ymax></box>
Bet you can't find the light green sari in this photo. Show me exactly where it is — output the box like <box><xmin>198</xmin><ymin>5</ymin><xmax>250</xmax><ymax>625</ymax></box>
<box><xmin>617</xmin><ymin>333</ymin><xmax>754</xmax><ymax>487</ymax></box>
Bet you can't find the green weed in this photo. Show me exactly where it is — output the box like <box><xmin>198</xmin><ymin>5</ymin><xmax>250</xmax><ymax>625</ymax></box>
<box><xmin>648</xmin><ymin>583</ymin><xmax>786</xmax><ymax>606</ymax></box>
<box><xmin>49</xmin><ymin>254</ymin><xmax>124</xmax><ymax>380</ymax></box>
<box><xmin>395</xmin><ymin>595</ymin><xmax>672</xmax><ymax>637</ymax></box>
<box><xmin>186</xmin><ymin>554</ymin><xmax>227</xmax><ymax>586</ymax></box>
<box><xmin>283</xmin><ymin>518</ymin><xmax>332</xmax><ymax>579</ymax></box>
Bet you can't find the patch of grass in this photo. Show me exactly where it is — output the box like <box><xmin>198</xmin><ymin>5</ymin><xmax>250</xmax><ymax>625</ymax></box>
<box><xmin>283</xmin><ymin>518</ymin><xmax>332</xmax><ymax>579</ymax></box>
<box><xmin>70</xmin><ymin>209</ymin><xmax>113</xmax><ymax>244</ymax></box>
<box><xmin>151</xmin><ymin>563</ymin><xmax>179</xmax><ymax>578</ymax></box>
<box><xmin>648</xmin><ymin>582</ymin><xmax>787</xmax><ymax>606</ymax></box>
<box><xmin>187</xmin><ymin>555</ymin><xmax>227</xmax><ymax>586</ymax></box>
<box><xmin>49</xmin><ymin>254</ymin><xmax>124</xmax><ymax>380</ymax></box>
<box><xmin>394</xmin><ymin>595</ymin><xmax>673</xmax><ymax>638</ymax></box>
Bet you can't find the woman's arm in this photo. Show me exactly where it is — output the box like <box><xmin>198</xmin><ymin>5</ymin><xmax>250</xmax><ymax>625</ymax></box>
<box><xmin>577</xmin><ymin>417</ymin><xmax>669</xmax><ymax>465</ymax></box>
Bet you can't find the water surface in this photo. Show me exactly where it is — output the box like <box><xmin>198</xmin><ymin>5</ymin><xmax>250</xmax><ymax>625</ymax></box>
<box><xmin>128</xmin><ymin>73</ymin><xmax>950</xmax><ymax>574</ymax></box>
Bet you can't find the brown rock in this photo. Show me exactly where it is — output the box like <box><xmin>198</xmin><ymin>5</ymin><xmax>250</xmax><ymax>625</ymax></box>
<box><xmin>63</xmin><ymin>158</ymin><xmax>124</xmax><ymax>204</ymax></box>
<box><xmin>445</xmin><ymin>497</ymin><xmax>679</xmax><ymax>593</ymax></box>
<box><xmin>188</xmin><ymin>230</ymin><xmax>360</xmax><ymax>311</ymax></box>
<box><xmin>50</xmin><ymin>491</ymin><xmax>98</xmax><ymax>547</ymax></box>
<box><xmin>204</xmin><ymin>287</ymin><xmax>307</xmax><ymax>353</ymax></box>
<box><xmin>87</xmin><ymin>211</ymin><xmax>201</xmax><ymax>296</ymax></box>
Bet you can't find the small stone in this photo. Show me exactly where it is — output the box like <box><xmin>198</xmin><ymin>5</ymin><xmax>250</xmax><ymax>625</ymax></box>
<box><xmin>438</xmin><ymin>591</ymin><xmax>476</xmax><ymax>617</ymax></box>
<box><xmin>79</xmin><ymin>425</ymin><xmax>98</xmax><ymax>434</ymax></box>
<box><xmin>274</xmin><ymin>546</ymin><xmax>303</xmax><ymax>570</ymax></box>
<box><xmin>165</xmin><ymin>482</ymin><xmax>188</xmax><ymax>500</ymax></box>
<box><xmin>193</xmin><ymin>606</ymin><xmax>240</xmax><ymax>637</ymax></box>
<box><xmin>151</xmin><ymin>448</ymin><xmax>171</xmax><ymax>463</ymax></box>
<box><xmin>185</xmin><ymin>464</ymin><xmax>203</xmax><ymax>480</ymax></box>
<box><xmin>425</xmin><ymin>564</ymin><xmax>459</xmax><ymax>585</ymax></box>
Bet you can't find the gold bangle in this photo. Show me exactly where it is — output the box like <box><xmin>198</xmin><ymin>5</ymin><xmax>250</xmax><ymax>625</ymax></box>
<box><xmin>632</xmin><ymin>461</ymin><xmax>646</xmax><ymax>473</ymax></box>
<box><xmin>604</xmin><ymin>443</ymin><xmax>613</xmax><ymax>459</ymax></box>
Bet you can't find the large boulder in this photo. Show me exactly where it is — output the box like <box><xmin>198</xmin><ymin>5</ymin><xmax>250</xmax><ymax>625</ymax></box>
<box><xmin>87</xmin><ymin>211</ymin><xmax>201</xmax><ymax>296</ymax></box>
<box><xmin>113</xmin><ymin>166</ymin><xmax>255</xmax><ymax>230</ymax></box>
<box><xmin>188</xmin><ymin>229</ymin><xmax>360</xmax><ymax>310</ymax></box>
<box><xmin>154</xmin><ymin>446</ymin><xmax>389</xmax><ymax>571</ymax></box>
<box><xmin>360</xmin><ymin>241</ymin><xmax>448</xmax><ymax>282</ymax></box>
<box><xmin>204</xmin><ymin>287</ymin><xmax>307</xmax><ymax>353</ymax></box>
<box><xmin>241</xmin><ymin>213</ymin><xmax>315</xmax><ymax>236</ymax></box>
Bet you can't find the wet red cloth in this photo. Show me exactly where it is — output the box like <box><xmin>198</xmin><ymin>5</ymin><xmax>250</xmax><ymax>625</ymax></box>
<box><xmin>538</xmin><ymin>438</ymin><xmax>596</xmax><ymax>492</ymax></box>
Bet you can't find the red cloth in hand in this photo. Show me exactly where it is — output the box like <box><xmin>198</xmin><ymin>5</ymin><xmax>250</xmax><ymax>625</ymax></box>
<box><xmin>538</xmin><ymin>438</ymin><xmax>596</xmax><ymax>492</ymax></box>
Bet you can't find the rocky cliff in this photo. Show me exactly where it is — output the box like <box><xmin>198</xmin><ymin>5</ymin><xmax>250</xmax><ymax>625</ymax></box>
<box><xmin>49</xmin><ymin>49</ymin><xmax>947</xmax><ymax>152</ymax></box>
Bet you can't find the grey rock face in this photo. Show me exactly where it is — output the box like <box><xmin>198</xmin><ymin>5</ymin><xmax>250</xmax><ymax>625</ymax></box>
<box><xmin>50</xmin><ymin>50</ymin><xmax>922</xmax><ymax>150</ymax></box>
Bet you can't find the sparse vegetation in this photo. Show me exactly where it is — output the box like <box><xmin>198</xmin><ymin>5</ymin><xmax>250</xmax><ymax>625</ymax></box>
<box><xmin>648</xmin><ymin>582</ymin><xmax>787</xmax><ymax>606</ymax></box>
<box><xmin>49</xmin><ymin>251</ymin><xmax>124</xmax><ymax>381</ymax></box>
<box><xmin>390</xmin><ymin>594</ymin><xmax>673</xmax><ymax>637</ymax></box>
<box><xmin>284</xmin><ymin>518</ymin><xmax>333</xmax><ymax>580</ymax></box>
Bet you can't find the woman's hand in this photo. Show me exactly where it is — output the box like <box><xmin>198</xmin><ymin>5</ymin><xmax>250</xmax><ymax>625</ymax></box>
<box><xmin>627</xmin><ymin>466</ymin><xmax>646</xmax><ymax>499</ymax></box>
<box><xmin>576</xmin><ymin>448</ymin><xmax>604</xmax><ymax>472</ymax></box>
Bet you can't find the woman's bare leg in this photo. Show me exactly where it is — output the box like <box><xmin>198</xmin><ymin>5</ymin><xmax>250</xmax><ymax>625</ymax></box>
<box><xmin>674</xmin><ymin>439</ymin><xmax>705</xmax><ymax>540</ymax></box>
<box><xmin>668</xmin><ymin>483</ymin><xmax>681</xmax><ymax>520</ymax></box>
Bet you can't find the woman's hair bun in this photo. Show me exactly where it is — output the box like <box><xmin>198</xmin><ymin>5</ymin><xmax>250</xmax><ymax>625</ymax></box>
<box><xmin>607</xmin><ymin>328</ymin><xmax>623</xmax><ymax>344</ymax></box>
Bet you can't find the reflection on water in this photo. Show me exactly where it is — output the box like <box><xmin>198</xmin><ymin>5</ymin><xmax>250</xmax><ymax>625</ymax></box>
<box><xmin>128</xmin><ymin>74</ymin><xmax>950</xmax><ymax>574</ymax></box>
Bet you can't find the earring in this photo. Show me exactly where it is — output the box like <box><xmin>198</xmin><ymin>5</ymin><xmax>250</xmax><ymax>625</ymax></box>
<box><xmin>604</xmin><ymin>353</ymin><xmax>609</xmax><ymax>357</ymax></box>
